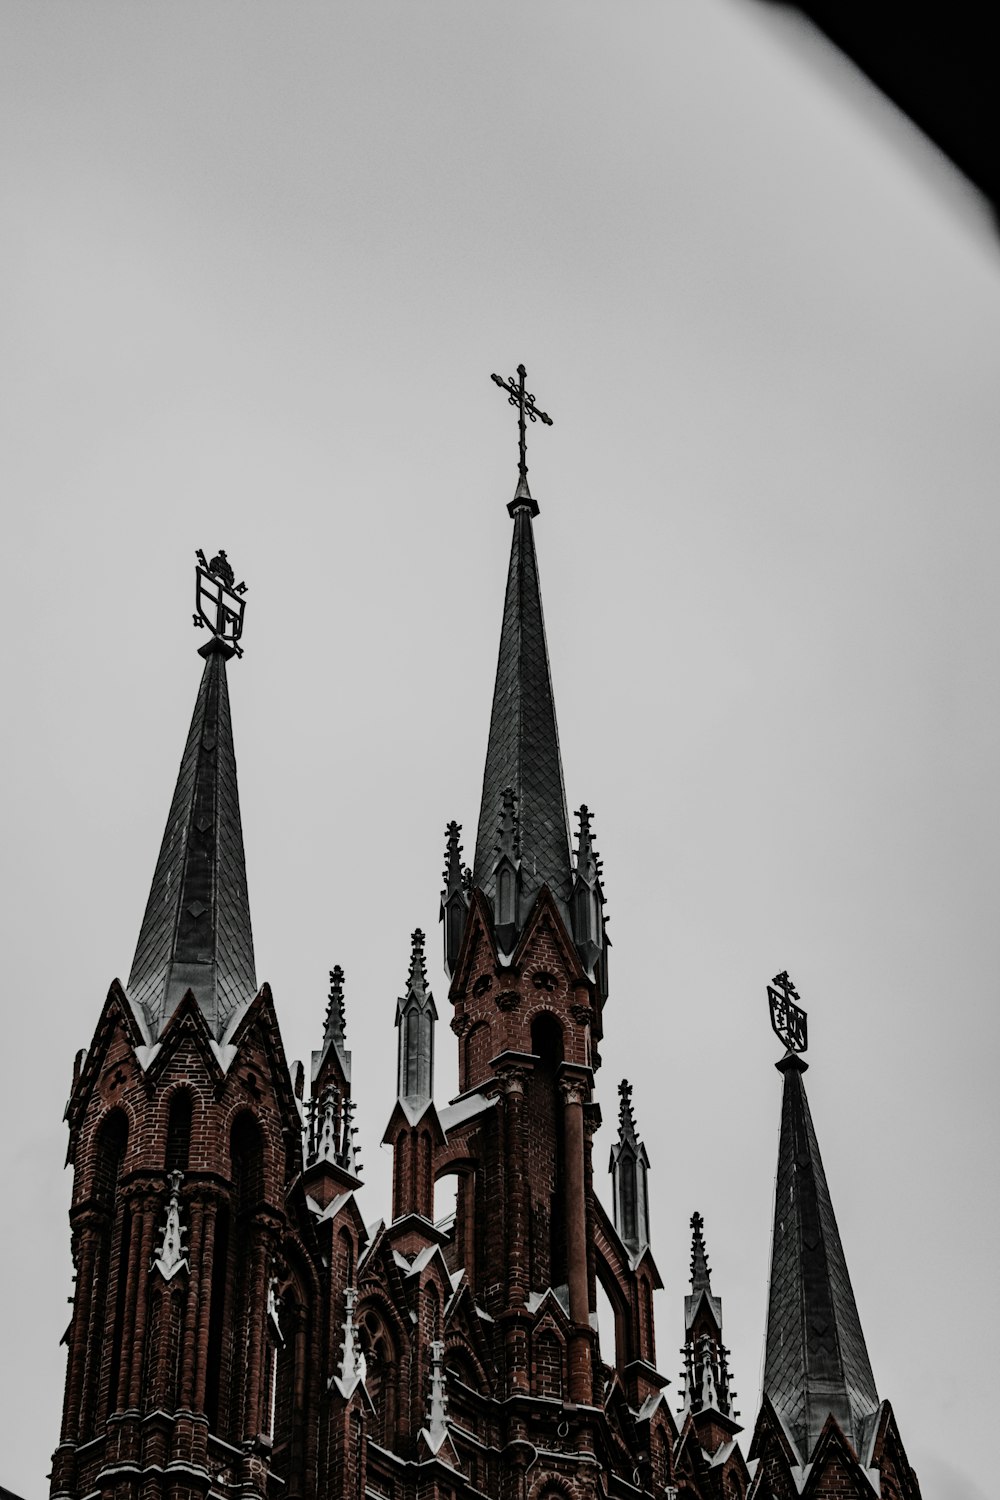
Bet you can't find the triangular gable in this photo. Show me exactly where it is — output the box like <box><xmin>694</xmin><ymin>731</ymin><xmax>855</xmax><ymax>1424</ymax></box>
<box><xmin>449</xmin><ymin>890</ymin><xmax>495</xmax><ymax>1000</ymax></box>
<box><xmin>381</xmin><ymin>1096</ymin><xmax>446</xmax><ymax>1145</ymax></box>
<box><xmin>748</xmin><ymin>1395</ymin><xmax>805</xmax><ymax>1469</ymax></box>
<box><xmin>511</xmin><ymin>884</ymin><xmax>588</xmax><ymax>988</ymax></box>
<box><xmin>143</xmin><ymin>988</ymin><xmax>225</xmax><ymax>1088</ymax></box>
<box><xmin>223</xmin><ymin>983</ymin><xmax>302</xmax><ymax>1141</ymax></box>
<box><xmin>801</xmin><ymin>1415</ymin><xmax>877</xmax><ymax>1498</ymax></box>
<box><xmin>65</xmin><ymin>979</ymin><xmax>148</xmax><ymax>1156</ymax></box>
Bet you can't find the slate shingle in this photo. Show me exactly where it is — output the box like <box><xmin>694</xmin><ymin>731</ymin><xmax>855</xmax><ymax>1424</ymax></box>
<box><xmin>472</xmin><ymin>506</ymin><xmax>573</xmax><ymax>920</ymax></box>
<box><xmin>763</xmin><ymin>1054</ymin><xmax>879</xmax><ymax>1461</ymax></box>
<box><xmin>127</xmin><ymin>640</ymin><xmax>257</xmax><ymax>1039</ymax></box>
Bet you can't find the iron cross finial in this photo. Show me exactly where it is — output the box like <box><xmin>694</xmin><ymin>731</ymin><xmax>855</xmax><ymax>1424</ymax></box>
<box><xmin>490</xmin><ymin>363</ymin><xmax>553</xmax><ymax>515</ymax></box>
<box><xmin>193</xmin><ymin>548</ymin><xmax>249</xmax><ymax>658</ymax></box>
<box><xmin>767</xmin><ymin>970</ymin><xmax>808</xmax><ymax>1054</ymax></box>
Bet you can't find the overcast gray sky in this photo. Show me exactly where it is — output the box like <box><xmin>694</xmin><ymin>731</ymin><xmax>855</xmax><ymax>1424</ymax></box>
<box><xmin>1</xmin><ymin>5</ymin><xmax>997</xmax><ymax>1497</ymax></box>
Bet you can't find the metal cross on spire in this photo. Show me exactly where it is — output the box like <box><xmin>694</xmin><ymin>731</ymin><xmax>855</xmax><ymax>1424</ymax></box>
<box><xmin>490</xmin><ymin>363</ymin><xmax>553</xmax><ymax>510</ymax></box>
<box><xmin>767</xmin><ymin>969</ymin><xmax>808</xmax><ymax>1054</ymax></box>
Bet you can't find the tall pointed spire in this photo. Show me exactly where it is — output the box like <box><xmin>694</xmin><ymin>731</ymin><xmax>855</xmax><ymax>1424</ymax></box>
<box><xmin>439</xmin><ymin>821</ymin><xmax>469</xmax><ymax>977</ymax></box>
<box><xmin>127</xmin><ymin>588</ymin><xmax>256</xmax><ymax>1039</ymax></box>
<box><xmin>472</xmin><ymin>499</ymin><xmax>573</xmax><ymax>919</ymax></box>
<box><xmin>763</xmin><ymin>1047</ymin><xmax>880</xmax><ymax>1460</ymax></box>
<box><xmin>395</xmin><ymin>929</ymin><xmax>437</xmax><ymax>1114</ymax></box>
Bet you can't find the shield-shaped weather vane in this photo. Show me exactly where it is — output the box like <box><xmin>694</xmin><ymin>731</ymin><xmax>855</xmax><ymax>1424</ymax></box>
<box><xmin>767</xmin><ymin>970</ymin><xmax>808</xmax><ymax>1054</ymax></box>
<box><xmin>193</xmin><ymin>549</ymin><xmax>249</xmax><ymax>656</ymax></box>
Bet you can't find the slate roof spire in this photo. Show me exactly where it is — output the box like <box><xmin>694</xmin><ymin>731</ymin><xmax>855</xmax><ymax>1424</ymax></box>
<box><xmin>127</xmin><ymin>555</ymin><xmax>257</xmax><ymax>1040</ymax></box>
<box><xmin>610</xmin><ymin>1079</ymin><xmax>651</xmax><ymax>1256</ymax></box>
<box><xmin>472</xmin><ymin>494</ymin><xmax>573</xmax><ymax>919</ymax></box>
<box><xmin>395</xmin><ymin>929</ymin><xmax>437</xmax><ymax>1114</ymax></box>
<box><xmin>763</xmin><ymin>1050</ymin><xmax>880</xmax><ymax>1461</ymax></box>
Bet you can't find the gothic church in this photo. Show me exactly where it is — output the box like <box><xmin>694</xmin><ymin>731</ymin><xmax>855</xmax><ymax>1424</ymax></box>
<box><xmin>50</xmin><ymin>379</ymin><xmax>924</xmax><ymax>1500</ymax></box>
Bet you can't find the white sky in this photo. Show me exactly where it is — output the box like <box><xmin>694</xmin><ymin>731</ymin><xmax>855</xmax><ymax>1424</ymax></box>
<box><xmin>1</xmin><ymin>5</ymin><xmax>997</xmax><ymax>1497</ymax></box>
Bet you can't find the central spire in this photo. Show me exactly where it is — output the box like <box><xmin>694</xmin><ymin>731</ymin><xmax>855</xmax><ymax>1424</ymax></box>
<box><xmin>472</xmin><ymin>451</ymin><xmax>573</xmax><ymax>918</ymax></box>
<box><xmin>473</xmin><ymin>363</ymin><xmax>571</xmax><ymax>920</ymax></box>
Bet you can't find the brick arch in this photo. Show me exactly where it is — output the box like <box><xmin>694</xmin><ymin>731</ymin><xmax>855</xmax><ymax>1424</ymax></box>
<box><xmin>88</xmin><ymin>1106</ymin><xmax>130</xmax><ymax>1205</ymax></box>
<box><xmin>529</xmin><ymin>1475</ymin><xmax>575</xmax><ymax>1500</ymax></box>
<box><xmin>594</xmin><ymin>1241</ymin><xmax>632</xmax><ymax>1369</ymax></box>
<box><xmin>527</xmin><ymin>1006</ymin><xmax>566</xmax><ymax>1054</ymax></box>
<box><xmin>355</xmin><ymin>1295</ymin><xmax>402</xmax><ymax>1448</ymax></box>
<box><xmin>443</xmin><ymin>1333</ymin><xmax>489</xmax><ymax>1397</ymax></box>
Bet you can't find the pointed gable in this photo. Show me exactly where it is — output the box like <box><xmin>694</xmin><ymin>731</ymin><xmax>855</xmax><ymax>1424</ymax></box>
<box><xmin>472</xmin><ymin>504</ymin><xmax>573</xmax><ymax>918</ymax></box>
<box><xmin>127</xmin><ymin>638</ymin><xmax>257</xmax><ymax>1041</ymax></box>
<box><xmin>763</xmin><ymin>1053</ymin><xmax>879</xmax><ymax>1463</ymax></box>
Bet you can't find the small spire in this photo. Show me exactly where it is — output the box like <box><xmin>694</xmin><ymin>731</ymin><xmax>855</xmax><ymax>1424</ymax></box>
<box><xmin>334</xmin><ymin>1286</ymin><xmax>367</xmax><ymax>1397</ymax></box>
<box><xmin>690</xmin><ymin>1210</ymin><xmax>712</xmax><ymax>1294</ymax></box>
<box><xmin>610</xmin><ymin>1078</ymin><xmax>651</xmax><ymax>1255</ymax></box>
<box><xmin>572</xmin><ymin>804</ymin><xmax>609</xmax><ymax>991</ymax></box>
<box><xmin>407</xmin><ymin>928</ymin><xmax>428</xmax><ymax>995</ymax></box>
<box><xmin>152</xmin><ymin>1171</ymin><xmax>189</xmax><ymax>1281</ymax></box>
<box><xmin>440</xmin><ymin>823</ymin><xmax>469</xmax><ymax>977</ymax></box>
<box><xmin>618</xmin><ymin>1079</ymin><xmax>639</xmax><ymax>1146</ymax></box>
<box><xmin>681</xmin><ymin>1212</ymin><xmax>738</xmax><ymax>1435</ymax></box>
<box><xmin>495</xmin><ymin>786</ymin><xmax>519</xmax><ymax>862</ymax></box>
<box><xmin>442</xmin><ymin>822</ymin><xmax>464</xmax><ymax>896</ymax></box>
<box><xmin>396</xmin><ymin>930</ymin><xmax>437</xmax><ymax>1111</ymax></box>
<box><xmin>324</xmin><ymin>965</ymin><xmax>347</xmax><ymax>1050</ymax></box>
<box><xmin>420</xmin><ymin>1338</ymin><xmax>452</xmax><ymax>1456</ymax></box>
<box><xmin>427</xmin><ymin>1339</ymin><xmax>448</xmax><ymax>1437</ymax></box>
<box><xmin>575</xmin><ymin>804</ymin><xmax>598</xmax><ymax>884</ymax></box>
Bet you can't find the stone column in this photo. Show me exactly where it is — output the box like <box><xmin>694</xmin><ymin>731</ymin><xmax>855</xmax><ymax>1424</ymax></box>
<box><xmin>61</xmin><ymin>1214</ymin><xmax>101</xmax><ymax>1441</ymax></box>
<box><xmin>498</xmin><ymin>1062</ymin><xmax>532</xmax><ymax>1395</ymax></box>
<box><xmin>127</xmin><ymin>1189</ymin><xmax>161</xmax><ymax>1409</ymax></box>
<box><xmin>560</xmin><ymin>1074</ymin><xmax>592</xmax><ymax>1405</ymax></box>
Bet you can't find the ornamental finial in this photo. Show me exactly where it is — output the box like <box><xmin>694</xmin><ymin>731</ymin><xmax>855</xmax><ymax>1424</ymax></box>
<box><xmin>490</xmin><ymin>362</ymin><xmax>553</xmax><ymax>517</ymax></box>
<box><xmin>192</xmin><ymin>548</ymin><xmax>249</xmax><ymax>658</ymax></box>
<box><xmin>767</xmin><ymin>970</ymin><xmax>808</xmax><ymax>1054</ymax></box>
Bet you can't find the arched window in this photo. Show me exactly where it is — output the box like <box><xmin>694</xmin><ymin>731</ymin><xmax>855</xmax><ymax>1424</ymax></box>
<box><xmin>206</xmin><ymin>1115</ymin><xmax>265</xmax><ymax>1438</ymax></box>
<box><xmin>231</xmin><ymin>1114</ymin><xmax>265</xmax><ymax>1212</ymax></box>
<box><xmin>527</xmin><ymin>1014</ymin><xmax>565</xmax><ymax>1287</ymax></box>
<box><xmin>93</xmin><ymin>1111</ymin><xmax>128</xmax><ymax>1208</ymax></box>
<box><xmin>357</xmin><ymin>1307</ymin><xmax>398</xmax><ymax>1448</ymax></box>
<box><xmin>92</xmin><ymin>1112</ymin><xmax>129</xmax><ymax>1422</ymax></box>
<box><xmin>165</xmin><ymin>1090</ymin><xmax>192</xmax><ymax>1174</ymax></box>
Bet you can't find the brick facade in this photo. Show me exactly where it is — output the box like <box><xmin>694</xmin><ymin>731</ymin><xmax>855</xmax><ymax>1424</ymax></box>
<box><xmin>51</xmin><ymin>509</ymin><xmax>925</xmax><ymax>1500</ymax></box>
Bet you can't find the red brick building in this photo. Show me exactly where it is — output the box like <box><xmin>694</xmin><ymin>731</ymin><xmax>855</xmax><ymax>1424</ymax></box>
<box><xmin>51</xmin><ymin>466</ymin><xmax>924</xmax><ymax>1499</ymax></box>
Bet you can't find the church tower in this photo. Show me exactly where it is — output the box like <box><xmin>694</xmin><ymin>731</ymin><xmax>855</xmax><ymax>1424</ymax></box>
<box><xmin>50</xmin><ymin>375</ymin><xmax>930</xmax><ymax>1500</ymax></box>
<box><xmin>51</xmin><ymin>554</ymin><xmax>330</xmax><ymax>1500</ymax></box>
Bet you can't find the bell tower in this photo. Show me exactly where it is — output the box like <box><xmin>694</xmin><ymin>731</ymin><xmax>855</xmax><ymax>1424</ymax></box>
<box><xmin>51</xmin><ymin>553</ymin><xmax>309</xmax><ymax>1500</ymax></box>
